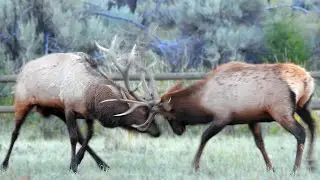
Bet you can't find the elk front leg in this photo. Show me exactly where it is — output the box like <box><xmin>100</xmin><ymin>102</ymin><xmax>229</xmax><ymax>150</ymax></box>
<box><xmin>65</xmin><ymin>110</ymin><xmax>78</xmax><ymax>173</ymax></box>
<box><xmin>72</xmin><ymin>119</ymin><xmax>94</xmax><ymax>169</ymax></box>
<box><xmin>53</xmin><ymin>110</ymin><xmax>110</xmax><ymax>170</ymax></box>
<box><xmin>75</xmin><ymin>125</ymin><xmax>110</xmax><ymax>170</ymax></box>
<box><xmin>248</xmin><ymin>123</ymin><xmax>274</xmax><ymax>172</ymax></box>
<box><xmin>192</xmin><ymin>119</ymin><xmax>228</xmax><ymax>170</ymax></box>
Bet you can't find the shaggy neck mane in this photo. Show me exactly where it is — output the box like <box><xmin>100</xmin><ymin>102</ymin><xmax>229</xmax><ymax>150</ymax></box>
<box><xmin>164</xmin><ymin>79</ymin><xmax>207</xmax><ymax>99</ymax></box>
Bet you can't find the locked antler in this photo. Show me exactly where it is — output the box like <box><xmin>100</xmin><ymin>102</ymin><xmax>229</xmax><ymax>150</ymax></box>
<box><xmin>96</xmin><ymin>35</ymin><xmax>161</xmax><ymax>131</ymax></box>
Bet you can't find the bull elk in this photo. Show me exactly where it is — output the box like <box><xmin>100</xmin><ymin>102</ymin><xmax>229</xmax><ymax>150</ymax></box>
<box><xmin>158</xmin><ymin>61</ymin><xmax>316</xmax><ymax>174</ymax></box>
<box><xmin>1</xmin><ymin>36</ymin><xmax>161</xmax><ymax>173</ymax></box>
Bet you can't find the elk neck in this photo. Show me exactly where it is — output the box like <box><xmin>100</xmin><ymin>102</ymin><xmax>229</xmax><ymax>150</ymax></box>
<box><xmin>84</xmin><ymin>79</ymin><xmax>132</xmax><ymax>128</ymax></box>
<box><xmin>169</xmin><ymin>79</ymin><xmax>214</xmax><ymax>125</ymax></box>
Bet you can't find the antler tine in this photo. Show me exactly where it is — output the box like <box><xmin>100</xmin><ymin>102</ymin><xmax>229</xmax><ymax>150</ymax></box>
<box><xmin>140</xmin><ymin>73</ymin><xmax>152</xmax><ymax>100</ymax></box>
<box><xmin>96</xmin><ymin>36</ymin><xmax>145</xmax><ymax>102</ymax></box>
<box><xmin>95</xmin><ymin>37</ymin><xmax>126</xmax><ymax>72</ymax></box>
<box><xmin>99</xmin><ymin>98</ymin><xmax>148</xmax><ymax>105</ymax></box>
<box><xmin>147</xmin><ymin>68</ymin><xmax>160</xmax><ymax>102</ymax></box>
<box><xmin>131</xmin><ymin>112</ymin><xmax>157</xmax><ymax>131</ymax></box>
<box><xmin>148</xmin><ymin>52</ymin><xmax>161</xmax><ymax>102</ymax></box>
<box><xmin>134</xmin><ymin>63</ymin><xmax>160</xmax><ymax>103</ymax></box>
<box><xmin>121</xmin><ymin>44</ymin><xmax>147</xmax><ymax>103</ymax></box>
<box><xmin>129</xmin><ymin>50</ymin><xmax>161</xmax><ymax>103</ymax></box>
<box><xmin>114</xmin><ymin>103</ymin><xmax>149</xmax><ymax>117</ymax></box>
<box><xmin>110</xmin><ymin>35</ymin><xmax>118</xmax><ymax>51</ymax></box>
<box><xmin>99</xmin><ymin>98</ymin><xmax>150</xmax><ymax>117</ymax></box>
<box><xmin>122</xmin><ymin>44</ymin><xmax>135</xmax><ymax>92</ymax></box>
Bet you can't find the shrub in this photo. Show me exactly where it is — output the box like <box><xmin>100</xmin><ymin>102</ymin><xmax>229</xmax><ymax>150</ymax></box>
<box><xmin>263</xmin><ymin>19</ymin><xmax>312</xmax><ymax>66</ymax></box>
<box><xmin>136</xmin><ymin>0</ymin><xmax>266</xmax><ymax>70</ymax></box>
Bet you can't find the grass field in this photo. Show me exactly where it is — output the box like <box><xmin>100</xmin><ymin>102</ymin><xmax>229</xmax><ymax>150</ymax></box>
<box><xmin>1</xmin><ymin>125</ymin><xmax>320</xmax><ymax>180</ymax></box>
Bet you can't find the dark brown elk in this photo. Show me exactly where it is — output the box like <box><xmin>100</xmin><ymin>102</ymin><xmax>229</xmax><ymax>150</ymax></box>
<box><xmin>157</xmin><ymin>61</ymin><xmax>316</xmax><ymax>174</ymax></box>
<box><xmin>0</xmin><ymin>37</ymin><xmax>161</xmax><ymax>173</ymax></box>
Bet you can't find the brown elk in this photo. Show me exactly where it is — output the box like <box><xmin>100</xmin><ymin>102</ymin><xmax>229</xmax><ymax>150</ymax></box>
<box><xmin>157</xmin><ymin>61</ymin><xmax>316</xmax><ymax>174</ymax></box>
<box><xmin>0</xmin><ymin>36</ymin><xmax>161</xmax><ymax>173</ymax></box>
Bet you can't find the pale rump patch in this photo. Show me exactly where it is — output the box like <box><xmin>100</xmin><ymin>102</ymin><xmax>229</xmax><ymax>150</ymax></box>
<box><xmin>276</xmin><ymin>63</ymin><xmax>315</xmax><ymax>107</ymax></box>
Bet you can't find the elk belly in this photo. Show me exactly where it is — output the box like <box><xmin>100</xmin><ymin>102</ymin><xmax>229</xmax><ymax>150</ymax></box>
<box><xmin>229</xmin><ymin>109</ymin><xmax>272</xmax><ymax>124</ymax></box>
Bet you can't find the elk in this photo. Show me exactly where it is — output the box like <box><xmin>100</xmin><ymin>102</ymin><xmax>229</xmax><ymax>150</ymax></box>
<box><xmin>157</xmin><ymin>61</ymin><xmax>316</xmax><ymax>174</ymax></box>
<box><xmin>0</xmin><ymin>36</ymin><xmax>161</xmax><ymax>173</ymax></box>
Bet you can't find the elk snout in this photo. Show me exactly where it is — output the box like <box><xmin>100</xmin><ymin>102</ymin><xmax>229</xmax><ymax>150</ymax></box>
<box><xmin>169</xmin><ymin>121</ymin><xmax>186</xmax><ymax>135</ymax></box>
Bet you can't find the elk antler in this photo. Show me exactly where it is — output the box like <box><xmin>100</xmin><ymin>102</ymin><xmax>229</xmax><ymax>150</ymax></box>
<box><xmin>131</xmin><ymin>109</ymin><xmax>158</xmax><ymax>131</ymax></box>
<box><xmin>95</xmin><ymin>35</ymin><xmax>144</xmax><ymax>102</ymax></box>
<box><xmin>123</xmin><ymin>50</ymin><xmax>162</xmax><ymax>130</ymax></box>
<box><xmin>134</xmin><ymin>57</ymin><xmax>161</xmax><ymax>104</ymax></box>
<box><xmin>99</xmin><ymin>98</ymin><xmax>150</xmax><ymax>116</ymax></box>
<box><xmin>96</xmin><ymin>35</ymin><xmax>161</xmax><ymax>131</ymax></box>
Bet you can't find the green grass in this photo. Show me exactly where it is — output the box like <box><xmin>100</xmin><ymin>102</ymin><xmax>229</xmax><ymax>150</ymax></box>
<box><xmin>1</xmin><ymin>127</ymin><xmax>320</xmax><ymax>180</ymax></box>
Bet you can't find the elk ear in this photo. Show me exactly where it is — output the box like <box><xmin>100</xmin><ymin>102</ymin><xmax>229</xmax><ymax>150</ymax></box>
<box><xmin>162</xmin><ymin>97</ymin><xmax>172</xmax><ymax>111</ymax></box>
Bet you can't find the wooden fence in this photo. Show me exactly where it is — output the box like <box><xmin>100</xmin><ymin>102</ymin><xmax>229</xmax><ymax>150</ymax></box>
<box><xmin>1</xmin><ymin>71</ymin><xmax>320</xmax><ymax>82</ymax></box>
<box><xmin>0</xmin><ymin>72</ymin><xmax>320</xmax><ymax>113</ymax></box>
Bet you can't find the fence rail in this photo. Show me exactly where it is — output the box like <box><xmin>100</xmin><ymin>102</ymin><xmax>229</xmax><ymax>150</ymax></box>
<box><xmin>0</xmin><ymin>72</ymin><xmax>320</xmax><ymax>112</ymax></box>
<box><xmin>0</xmin><ymin>100</ymin><xmax>320</xmax><ymax>113</ymax></box>
<box><xmin>1</xmin><ymin>71</ymin><xmax>320</xmax><ymax>82</ymax></box>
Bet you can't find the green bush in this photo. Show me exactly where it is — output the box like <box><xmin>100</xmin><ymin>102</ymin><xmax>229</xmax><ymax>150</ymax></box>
<box><xmin>264</xmin><ymin>19</ymin><xmax>312</xmax><ymax>66</ymax></box>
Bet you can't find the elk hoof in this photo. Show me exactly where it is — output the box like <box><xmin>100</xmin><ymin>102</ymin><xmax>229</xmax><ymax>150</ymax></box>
<box><xmin>308</xmin><ymin>160</ymin><xmax>316</xmax><ymax>172</ymax></box>
<box><xmin>0</xmin><ymin>163</ymin><xmax>8</xmax><ymax>171</ymax></box>
<box><xmin>69</xmin><ymin>161</ymin><xmax>79</xmax><ymax>173</ymax></box>
<box><xmin>267</xmin><ymin>166</ymin><xmax>275</xmax><ymax>173</ymax></box>
<box><xmin>290</xmin><ymin>171</ymin><xmax>297</xmax><ymax>176</ymax></box>
<box><xmin>97</xmin><ymin>161</ymin><xmax>111</xmax><ymax>171</ymax></box>
<box><xmin>192</xmin><ymin>161</ymin><xmax>200</xmax><ymax>171</ymax></box>
<box><xmin>290</xmin><ymin>167</ymin><xmax>300</xmax><ymax>176</ymax></box>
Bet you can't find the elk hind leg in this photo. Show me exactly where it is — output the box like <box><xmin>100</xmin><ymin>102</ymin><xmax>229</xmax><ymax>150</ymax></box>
<box><xmin>249</xmin><ymin>123</ymin><xmax>274</xmax><ymax>172</ymax></box>
<box><xmin>296</xmin><ymin>106</ymin><xmax>316</xmax><ymax>172</ymax></box>
<box><xmin>1</xmin><ymin>103</ymin><xmax>33</xmax><ymax>170</ymax></box>
<box><xmin>270</xmin><ymin>109</ymin><xmax>306</xmax><ymax>174</ymax></box>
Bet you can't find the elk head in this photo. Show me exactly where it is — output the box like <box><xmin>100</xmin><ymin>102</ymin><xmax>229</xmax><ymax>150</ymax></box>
<box><xmin>158</xmin><ymin>81</ymin><xmax>186</xmax><ymax>135</ymax></box>
<box><xmin>95</xmin><ymin>35</ymin><xmax>162</xmax><ymax>133</ymax></box>
<box><xmin>157</xmin><ymin>80</ymin><xmax>212</xmax><ymax>135</ymax></box>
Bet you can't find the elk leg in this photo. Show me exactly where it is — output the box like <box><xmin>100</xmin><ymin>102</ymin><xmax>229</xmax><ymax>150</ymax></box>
<box><xmin>75</xmin><ymin>125</ymin><xmax>110</xmax><ymax>170</ymax></box>
<box><xmin>73</xmin><ymin>119</ymin><xmax>94</xmax><ymax>168</ymax></box>
<box><xmin>271</xmin><ymin>113</ymin><xmax>306</xmax><ymax>174</ymax></box>
<box><xmin>1</xmin><ymin>104</ymin><xmax>33</xmax><ymax>170</ymax></box>
<box><xmin>65</xmin><ymin>110</ymin><xmax>79</xmax><ymax>173</ymax></box>
<box><xmin>192</xmin><ymin>120</ymin><xmax>227</xmax><ymax>171</ymax></box>
<box><xmin>53</xmin><ymin>111</ymin><xmax>110</xmax><ymax>170</ymax></box>
<box><xmin>296</xmin><ymin>107</ymin><xmax>316</xmax><ymax>172</ymax></box>
<box><xmin>248</xmin><ymin>123</ymin><xmax>274</xmax><ymax>172</ymax></box>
